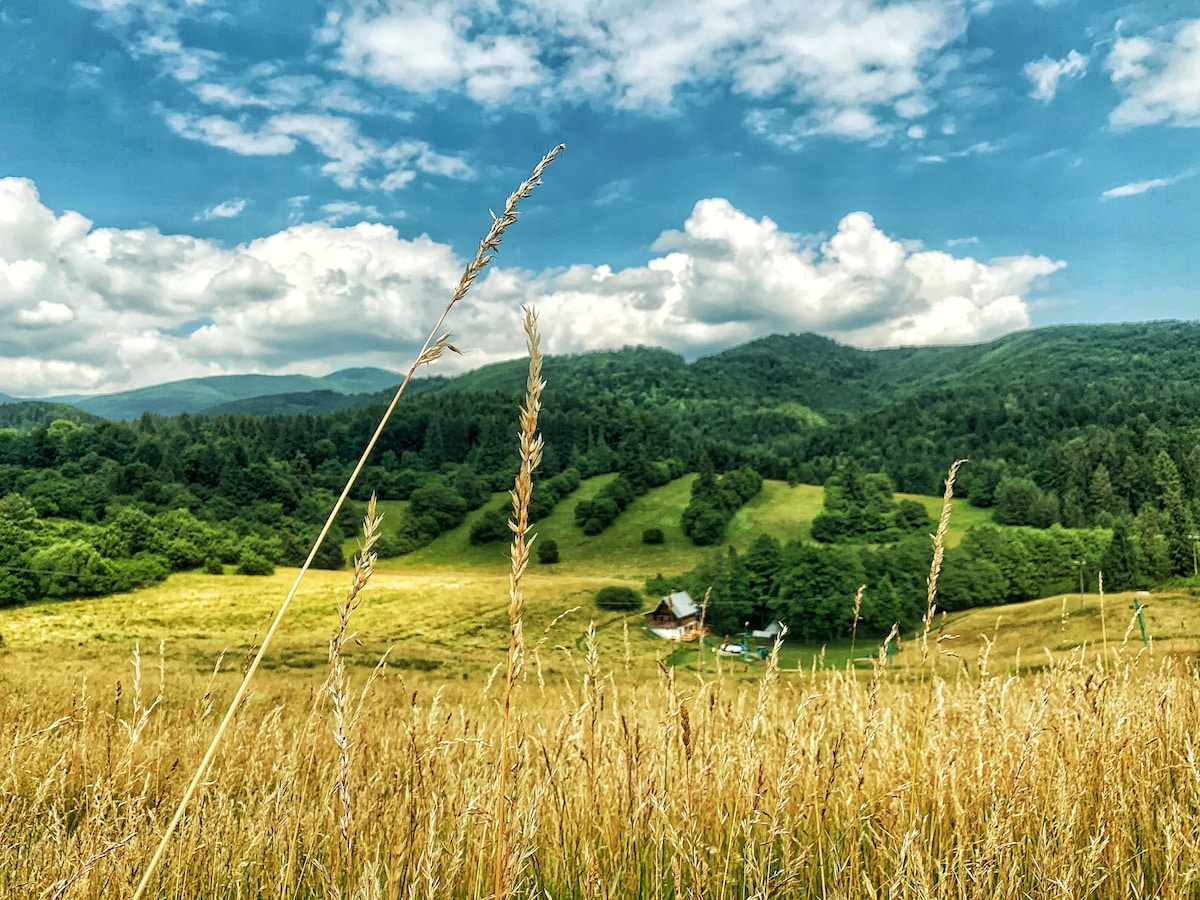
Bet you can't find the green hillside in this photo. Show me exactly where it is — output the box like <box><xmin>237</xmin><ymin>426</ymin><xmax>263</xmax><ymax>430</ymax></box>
<box><xmin>9</xmin><ymin>319</ymin><xmax>1200</xmax><ymax>422</ymax></box>
<box><xmin>0</xmin><ymin>400</ymin><xmax>105</xmax><ymax>430</ymax></box>
<box><xmin>370</xmin><ymin>474</ymin><xmax>986</xmax><ymax>578</ymax></box>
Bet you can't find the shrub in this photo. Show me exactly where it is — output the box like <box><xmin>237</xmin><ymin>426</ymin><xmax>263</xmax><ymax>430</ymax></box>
<box><xmin>595</xmin><ymin>585</ymin><xmax>643</xmax><ymax>612</ymax></box>
<box><xmin>236</xmin><ymin>551</ymin><xmax>274</xmax><ymax>576</ymax></box>
<box><xmin>311</xmin><ymin>530</ymin><xmax>346</xmax><ymax>570</ymax></box>
<box><xmin>202</xmin><ymin>557</ymin><xmax>224</xmax><ymax>575</ymax></box>
<box><xmin>165</xmin><ymin>538</ymin><xmax>205</xmax><ymax>571</ymax></box>
<box><xmin>642</xmin><ymin>527</ymin><xmax>665</xmax><ymax>544</ymax></box>
<box><xmin>470</xmin><ymin>507</ymin><xmax>511</xmax><ymax>545</ymax></box>
<box><xmin>536</xmin><ymin>538</ymin><xmax>559</xmax><ymax>564</ymax></box>
<box><xmin>108</xmin><ymin>553</ymin><xmax>170</xmax><ymax>592</ymax></box>
<box><xmin>895</xmin><ymin>499</ymin><xmax>934</xmax><ymax>532</ymax></box>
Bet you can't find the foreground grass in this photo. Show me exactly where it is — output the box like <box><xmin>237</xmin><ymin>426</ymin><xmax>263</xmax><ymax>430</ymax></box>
<box><xmin>5</xmin><ymin>620</ymin><xmax>1200</xmax><ymax>899</ymax></box>
<box><xmin>7</xmin><ymin>525</ymin><xmax>1200</xmax><ymax>897</ymax></box>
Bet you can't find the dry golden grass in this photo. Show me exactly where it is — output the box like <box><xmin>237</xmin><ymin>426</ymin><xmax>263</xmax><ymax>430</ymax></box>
<box><xmin>6</xmin><ymin>628</ymin><xmax>1200</xmax><ymax>898</ymax></box>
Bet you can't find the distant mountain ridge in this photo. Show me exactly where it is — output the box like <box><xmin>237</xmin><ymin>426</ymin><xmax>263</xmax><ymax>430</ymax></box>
<box><xmin>3</xmin><ymin>320</ymin><xmax>1197</xmax><ymax>422</ymax></box>
<box><xmin>22</xmin><ymin>367</ymin><xmax>406</xmax><ymax>420</ymax></box>
<box><xmin>442</xmin><ymin>320</ymin><xmax>1200</xmax><ymax>416</ymax></box>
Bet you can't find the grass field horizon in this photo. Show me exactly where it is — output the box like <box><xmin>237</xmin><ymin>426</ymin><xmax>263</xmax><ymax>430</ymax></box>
<box><xmin>3</xmin><ymin>469</ymin><xmax>1192</xmax><ymax>687</ymax></box>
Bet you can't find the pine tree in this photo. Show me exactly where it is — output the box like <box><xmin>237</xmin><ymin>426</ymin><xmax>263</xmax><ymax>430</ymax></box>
<box><xmin>1155</xmin><ymin>451</ymin><xmax>1196</xmax><ymax>575</ymax></box>
<box><xmin>1100</xmin><ymin>522</ymin><xmax>1140</xmax><ymax>590</ymax></box>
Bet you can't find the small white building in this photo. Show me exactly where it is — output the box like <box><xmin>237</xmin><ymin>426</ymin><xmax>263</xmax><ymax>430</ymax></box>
<box><xmin>752</xmin><ymin>621</ymin><xmax>784</xmax><ymax>641</ymax></box>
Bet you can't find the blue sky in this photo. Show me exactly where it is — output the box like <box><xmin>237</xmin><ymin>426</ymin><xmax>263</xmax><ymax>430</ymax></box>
<box><xmin>0</xmin><ymin>0</ymin><xmax>1197</xmax><ymax>397</ymax></box>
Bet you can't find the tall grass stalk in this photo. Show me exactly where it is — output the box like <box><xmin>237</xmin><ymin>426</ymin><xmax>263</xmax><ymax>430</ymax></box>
<box><xmin>493</xmin><ymin>306</ymin><xmax>545</xmax><ymax>899</ymax></box>
<box><xmin>129</xmin><ymin>144</ymin><xmax>565</xmax><ymax>900</ymax></box>
<box><xmin>908</xmin><ymin>458</ymin><xmax>965</xmax><ymax>823</ymax></box>
<box><xmin>325</xmin><ymin>495</ymin><xmax>385</xmax><ymax>886</ymax></box>
<box><xmin>920</xmin><ymin>458</ymin><xmax>966</xmax><ymax>667</ymax></box>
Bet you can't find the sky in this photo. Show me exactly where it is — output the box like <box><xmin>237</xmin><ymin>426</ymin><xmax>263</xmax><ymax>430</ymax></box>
<box><xmin>0</xmin><ymin>0</ymin><xmax>1197</xmax><ymax>399</ymax></box>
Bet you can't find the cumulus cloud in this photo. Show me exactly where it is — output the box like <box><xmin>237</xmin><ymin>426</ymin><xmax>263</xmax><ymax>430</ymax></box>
<box><xmin>1024</xmin><ymin>49</ymin><xmax>1088</xmax><ymax>102</ymax></box>
<box><xmin>1107</xmin><ymin>18</ymin><xmax>1200</xmax><ymax>128</ymax></box>
<box><xmin>504</xmin><ymin>201</ymin><xmax>1060</xmax><ymax>355</ymax></box>
<box><xmin>0</xmin><ymin>177</ymin><xmax>1063</xmax><ymax>397</ymax></box>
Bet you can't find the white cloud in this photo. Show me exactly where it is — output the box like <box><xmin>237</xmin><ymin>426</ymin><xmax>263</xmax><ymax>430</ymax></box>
<box><xmin>0</xmin><ymin>177</ymin><xmax>1064</xmax><ymax>397</ymax></box>
<box><xmin>78</xmin><ymin>2</ymin><xmax>466</xmax><ymax>191</ymax></box>
<box><xmin>917</xmin><ymin>140</ymin><xmax>1002</xmax><ymax>163</ymax></box>
<box><xmin>17</xmin><ymin>300</ymin><xmax>76</xmax><ymax>326</ymax></box>
<box><xmin>1101</xmin><ymin>171</ymin><xmax>1193</xmax><ymax>198</ymax></box>
<box><xmin>1024</xmin><ymin>49</ymin><xmax>1088</xmax><ymax>102</ymax></box>
<box><xmin>194</xmin><ymin>198</ymin><xmax>247</xmax><ymax>221</ymax></box>
<box><xmin>330</xmin><ymin>0</ymin><xmax>967</xmax><ymax>140</ymax></box>
<box><xmin>164</xmin><ymin>111</ymin><xmax>473</xmax><ymax>190</ymax></box>
<box><xmin>1107</xmin><ymin>18</ymin><xmax>1200</xmax><ymax>128</ymax></box>
<box><xmin>335</xmin><ymin>5</ymin><xmax>544</xmax><ymax>103</ymax></box>
<box><xmin>946</xmin><ymin>236</ymin><xmax>979</xmax><ymax>247</ymax></box>
<box><xmin>165</xmin><ymin>112</ymin><xmax>297</xmax><ymax>155</ymax></box>
<box><xmin>138</xmin><ymin>30</ymin><xmax>220</xmax><ymax>82</ymax></box>
<box><xmin>496</xmin><ymin>201</ymin><xmax>1061</xmax><ymax>356</ymax></box>
<box><xmin>320</xmin><ymin>201</ymin><xmax>384</xmax><ymax>223</ymax></box>
<box><xmin>269</xmin><ymin>113</ymin><xmax>378</xmax><ymax>188</ymax></box>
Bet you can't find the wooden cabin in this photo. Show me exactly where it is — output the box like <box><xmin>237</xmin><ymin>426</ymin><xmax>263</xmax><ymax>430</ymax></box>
<box><xmin>645</xmin><ymin>590</ymin><xmax>700</xmax><ymax>641</ymax></box>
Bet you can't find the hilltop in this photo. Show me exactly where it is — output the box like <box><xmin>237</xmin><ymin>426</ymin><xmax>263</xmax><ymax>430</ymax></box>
<box><xmin>4</xmin><ymin>320</ymin><xmax>1199</xmax><ymax>422</ymax></box>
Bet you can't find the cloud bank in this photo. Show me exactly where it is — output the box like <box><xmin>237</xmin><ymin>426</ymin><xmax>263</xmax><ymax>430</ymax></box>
<box><xmin>84</xmin><ymin>0</ymin><xmax>972</xmax><ymax>184</ymax></box>
<box><xmin>1</xmin><ymin>177</ymin><xmax>1063</xmax><ymax>397</ymax></box>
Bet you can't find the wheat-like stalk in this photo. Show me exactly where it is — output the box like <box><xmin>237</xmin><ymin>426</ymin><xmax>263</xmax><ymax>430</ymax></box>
<box><xmin>849</xmin><ymin>584</ymin><xmax>865</xmax><ymax>660</ymax></box>
<box><xmin>920</xmin><ymin>458</ymin><xmax>966</xmax><ymax>664</ymax></box>
<box><xmin>493</xmin><ymin>305</ymin><xmax>545</xmax><ymax>900</ymax></box>
<box><xmin>325</xmin><ymin>494</ymin><xmax>384</xmax><ymax>882</ymax></box>
<box><xmin>130</xmin><ymin>144</ymin><xmax>564</xmax><ymax>900</ymax></box>
<box><xmin>697</xmin><ymin>586</ymin><xmax>711</xmax><ymax>673</ymax></box>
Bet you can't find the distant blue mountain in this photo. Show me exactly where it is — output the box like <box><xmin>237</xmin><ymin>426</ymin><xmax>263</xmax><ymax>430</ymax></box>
<box><xmin>41</xmin><ymin>367</ymin><xmax>404</xmax><ymax>420</ymax></box>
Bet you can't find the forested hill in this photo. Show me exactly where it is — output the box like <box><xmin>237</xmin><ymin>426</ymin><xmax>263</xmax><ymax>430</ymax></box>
<box><xmin>441</xmin><ymin>319</ymin><xmax>1200</xmax><ymax>416</ymax></box>
<box><xmin>5</xmin><ymin>319</ymin><xmax>1197</xmax><ymax>422</ymax></box>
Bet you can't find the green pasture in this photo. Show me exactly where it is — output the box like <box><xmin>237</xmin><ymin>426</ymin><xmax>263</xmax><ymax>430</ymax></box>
<box><xmin>364</xmin><ymin>475</ymin><xmax>987</xmax><ymax>575</ymax></box>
